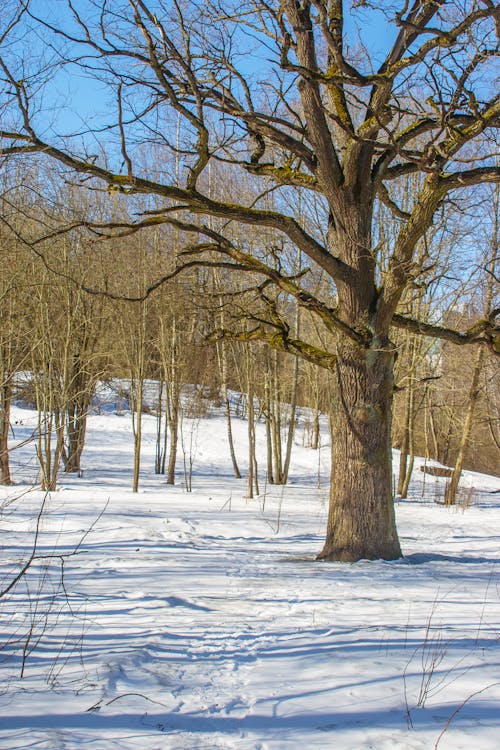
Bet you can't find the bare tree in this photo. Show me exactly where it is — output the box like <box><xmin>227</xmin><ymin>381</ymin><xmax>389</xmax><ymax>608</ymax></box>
<box><xmin>444</xmin><ymin>186</ymin><xmax>499</xmax><ymax>503</ymax></box>
<box><xmin>1</xmin><ymin>1</ymin><xmax>499</xmax><ymax>560</ymax></box>
<box><xmin>0</xmin><ymin>228</ymin><xmax>28</xmax><ymax>485</ymax></box>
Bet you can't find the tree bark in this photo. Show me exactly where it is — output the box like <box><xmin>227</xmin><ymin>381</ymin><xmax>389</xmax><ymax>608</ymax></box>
<box><xmin>166</xmin><ymin>384</ymin><xmax>179</xmax><ymax>485</ymax></box>
<box><xmin>247</xmin><ymin>385</ymin><xmax>256</xmax><ymax>499</ymax></box>
<box><xmin>64</xmin><ymin>377</ymin><xmax>92</xmax><ymax>475</ymax></box>
<box><xmin>264</xmin><ymin>376</ymin><xmax>274</xmax><ymax>484</ymax></box>
<box><xmin>0</xmin><ymin>378</ymin><xmax>12</xmax><ymax>485</ymax></box>
<box><xmin>65</xmin><ymin>402</ymin><xmax>88</xmax><ymax>475</ymax></box>
<box><xmin>318</xmin><ymin>341</ymin><xmax>401</xmax><ymax>561</ymax></box>
<box><xmin>397</xmin><ymin>373</ymin><xmax>412</xmax><ymax>495</ymax></box>
<box><xmin>271</xmin><ymin>352</ymin><xmax>284</xmax><ymax>483</ymax></box>
<box><xmin>311</xmin><ymin>410</ymin><xmax>320</xmax><ymax>451</ymax></box>
<box><xmin>282</xmin><ymin>352</ymin><xmax>299</xmax><ymax>485</ymax></box>
<box><xmin>217</xmin><ymin>338</ymin><xmax>241</xmax><ymax>479</ymax></box>
<box><xmin>155</xmin><ymin>379</ymin><xmax>166</xmax><ymax>474</ymax></box>
<box><xmin>131</xmin><ymin>374</ymin><xmax>143</xmax><ymax>494</ymax></box>
<box><xmin>399</xmin><ymin>363</ymin><xmax>416</xmax><ymax>499</ymax></box>
<box><xmin>444</xmin><ymin>336</ymin><xmax>484</xmax><ymax>505</ymax></box>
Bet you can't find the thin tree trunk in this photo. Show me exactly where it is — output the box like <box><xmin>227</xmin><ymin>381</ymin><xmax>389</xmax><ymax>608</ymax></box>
<box><xmin>0</xmin><ymin>378</ymin><xmax>12</xmax><ymax>485</ymax></box>
<box><xmin>264</xmin><ymin>375</ymin><xmax>274</xmax><ymax>484</ymax></box>
<box><xmin>51</xmin><ymin>408</ymin><xmax>65</xmax><ymax>491</ymax></box>
<box><xmin>131</xmin><ymin>298</ymin><xmax>147</xmax><ymax>493</ymax></box>
<box><xmin>397</xmin><ymin>380</ymin><xmax>411</xmax><ymax>496</ymax></box>
<box><xmin>444</xmin><ymin>189</ymin><xmax>497</xmax><ymax>503</ymax></box>
<box><xmin>271</xmin><ymin>351</ymin><xmax>283</xmax><ymax>483</ymax></box>
<box><xmin>444</xmin><ymin>345</ymin><xmax>484</xmax><ymax>505</ymax></box>
<box><xmin>164</xmin><ymin>317</ymin><xmax>181</xmax><ymax>486</ymax></box>
<box><xmin>247</xmin><ymin>387</ymin><xmax>255</xmax><ymax>499</ymax></box>
<box><xmin>161</xmin><ymin>386</ymin><xmax>168</xmax><ymax>474</ymax></box>
<box><xmin>281</xmin><ymin>297</ymin><xmax>300</xmax><ymax>484</ymax></box>
<box><xmin>400</xmin><ymin>453</ymin><xmax>414</xmax><ymax>499</ymax></box>
<box><xmin>428</xmin><ymin>396</ymin><xmax>440</xmax><ymax>460</ymax></box>
<box><xmin>443</xmin><ymin>419</ymin><xmax>453</xmax><ymax>466</ymax></box>
<box><xmin>400</xmin><ymin>364</ymin><xmax>416</xmax><ymax>499</ymax></box>
<box><xmin>131</xmin><ymin>374</ymin><xmax>144</xmax><ymax>494</ymax></box>
<box><xmin>282</xmin><ymin>353</ymin><xmax>299</xmax><ymax>484</ymax></box>
<box><xmin>217</xmin><ymin>338</ymin><xmax>241</xmax><ymax>478</ymax></box>
<box><xmin>155</xmin><ymin>380</ymin><xmax>165</xmax><ymax>474</ymax></box>
<box><xmin>311</xmin><ymin>409</ymin><xmax>320</xmax><ymax>451</ymax></box>
<box><xmin>166</xmin><ymin>388</ymin><xmax>179</xmax><ymax>485</ymax></box>
<box><xmin>154</xmin><ymin>379</ymin><xmax>171</xmax><ymax>476</ymax></box>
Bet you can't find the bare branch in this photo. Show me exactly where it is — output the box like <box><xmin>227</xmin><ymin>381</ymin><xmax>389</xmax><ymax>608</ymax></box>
<box><xmin>392</xmin><ymin>312</ymin><xmax>500</xmax><ymax>355</ymax></box>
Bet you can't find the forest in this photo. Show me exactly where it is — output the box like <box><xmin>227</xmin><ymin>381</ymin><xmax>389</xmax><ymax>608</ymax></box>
<box><xmin>0</xmin><ymin>171</ymin><xmax>498</xmax><ymax>497</ymax></box>
<box><xmin>0</xmin><ymin>0</ymin><xmax>498</xmax><ymax>561</ymax></box>
<box><xmin>1</xmin><ymin>3</ymin><xmax>499</xmax><ymax>748</ymax></box>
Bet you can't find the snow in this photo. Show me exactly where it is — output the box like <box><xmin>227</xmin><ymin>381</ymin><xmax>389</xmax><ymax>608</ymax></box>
<box><xmin>1</xmin><ymin>399</ymin><xmax>499</xmax><ymax>749</ymax></box>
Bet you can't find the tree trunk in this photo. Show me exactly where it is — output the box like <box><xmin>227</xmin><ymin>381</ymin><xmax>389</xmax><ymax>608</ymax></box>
<box><xmin>399</xmin><ymin>371</ymin><xmax>416</xmax><ymax>499</ymax></box>
<box><xmin>427</xmin><ymin>396</ymin><xmax>440</xmax><ymax>460</ymax></box>
<box><xmin>400</xmin><ymin>454</ymin><xmax>414</xmax><ymax>500</ymax></box>
<box><xmin>155</xmin><ymin>379</ymin><xmax>170</xmax><ymax>475</ymax></box>
<box><xmin>65</xmin><ymin>407</ymin><xmax>88</xmax><ymax>475</ymax></box>
<box><xmin>131</xmin><ymin>375</ymin><xmax>143</xmax><ymax>494</ymax></box>
<box><xmin>281</xmin><ymin>352</ymin><xmax>299</xmax><ymax>485</ymax></box>
<box><xmin>217</xmin><ymin>338</ymin><xmax>241</xmax><ymax>478</ymax></box>
<box><xmin>444</xmin><ymin>190</ymin><xmax>497</xmax><ymax>505</ymax></box>
<box><xmin>247</xmin><ymin>386</ymin><xmax>256</xmax><ymax>499</ymax></box>
<box><xmin>64</xmin><ymin>383</ymin><xmax>92</xmax><ymax>475</ymax></box>
<box><xmin>0</xmin><ymin>378</ymin><xmax>12</xmax><ymax>485</ymax></box>
<box><xmin>155</xmin><ymin>380</ymin><xmax>163</xmax><ymax>474</ymax></box>
<box><xmin>311</xmin><ymin>409</ymin><xmax>320</xmax><ymax>451</ymax></box>
<box><xmin>166</xmin><ymin>388</ymin><xmax>179</xmax><ymax>485</ymax></box>
<box><xmin>264</xmin><ymin>377</ymin><xmax>274</xmax><ymax>484</ymax></box>
<box><xmin>444</xmin><ymin>344</ymin><xmax>484</xmax><ymax>505</ymax></box>
<box><xmin>318</xmin><ymin>341</ymin><xmax>401</xmax><ymax>562</ymax></box>
<box><xmin>397</xmin><ymin>379</ymin><xmax>411</xmax><ymax>495</ymax></box>
<box><xmin>270</xmin><ymin>351</ymin><xmax>284</xmax><ymax>483</ymax></box>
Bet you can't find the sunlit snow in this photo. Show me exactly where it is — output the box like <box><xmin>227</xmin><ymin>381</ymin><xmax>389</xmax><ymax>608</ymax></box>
<box><xmin>1</xmin><ymin>390</ymin><xmax>499</xmax><ymax>749</ymax></box>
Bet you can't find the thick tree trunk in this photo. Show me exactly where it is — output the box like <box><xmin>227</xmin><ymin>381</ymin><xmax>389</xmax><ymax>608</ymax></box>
<box><xmin>65</xmin><ymin>411</ymin><xmax>87</xmax><ymax>474</ymax></box>
<box><xmin>64</xmin><ymin>390</ymin><xmax>91</xmax><ymax>475</ymax></box>
<box><xmin>318</xmin><ymin>341</ymin><xmax>402</xmax><ymax>562</ymax></box>
<box><xmin>63</xmin><ymin>358</ymin><xmax>93</xmax><ymax>475</ymax></box>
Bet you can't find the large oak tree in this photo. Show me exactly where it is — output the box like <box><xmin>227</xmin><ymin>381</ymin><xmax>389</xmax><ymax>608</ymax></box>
<box><xmin>1</xmin><ymin>0</ymin><xmax>499</xmax><ymax>560</ymax></box>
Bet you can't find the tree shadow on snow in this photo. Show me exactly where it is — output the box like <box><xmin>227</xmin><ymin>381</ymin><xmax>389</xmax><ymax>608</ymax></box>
<box><xmin>2</xmin><ymin>700</ymin><xmax>500</xmax><ymax>736</ymax></box>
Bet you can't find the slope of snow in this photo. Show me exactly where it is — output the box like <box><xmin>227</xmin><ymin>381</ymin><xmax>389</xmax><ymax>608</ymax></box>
<box><xmin>1</xmin><ymin>402</ymin><xmax>499</xmax><ymax>749</ymax></box>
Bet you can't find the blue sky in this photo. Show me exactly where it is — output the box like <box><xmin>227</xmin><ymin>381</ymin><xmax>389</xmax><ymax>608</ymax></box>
<box><xmin>21</xmin><ymin>1</ymin><xmax>398</xmax><ymax>143</ymax></box>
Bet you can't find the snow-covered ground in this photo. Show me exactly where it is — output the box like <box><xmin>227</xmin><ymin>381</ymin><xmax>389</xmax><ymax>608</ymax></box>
<box><xmin>1</xmin><ymin>396</ymin><xmax>499</xmax><ymax>749</ymax></box>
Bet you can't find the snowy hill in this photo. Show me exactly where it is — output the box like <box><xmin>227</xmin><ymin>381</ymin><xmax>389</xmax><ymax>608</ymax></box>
<box><xmin>1</xmin><ymin>402</ymin><xmax>499</xmax><ymax>749</ymax></box>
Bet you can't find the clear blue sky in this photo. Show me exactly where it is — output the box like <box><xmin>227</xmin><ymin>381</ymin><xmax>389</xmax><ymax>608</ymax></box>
<box><xmin>23</xmin><ymin>1</ymin><xmax>398</xmax><ymax>144</ymax></box>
